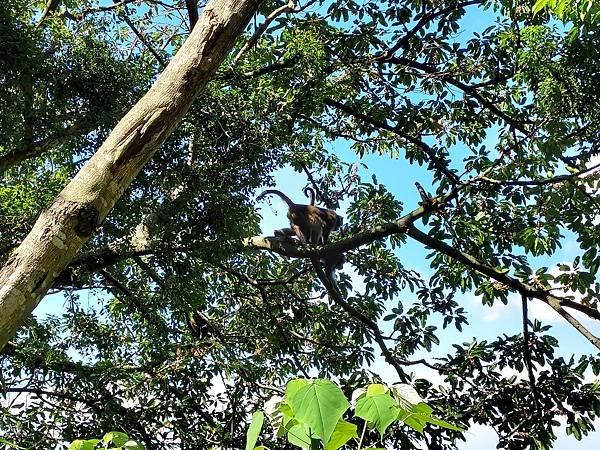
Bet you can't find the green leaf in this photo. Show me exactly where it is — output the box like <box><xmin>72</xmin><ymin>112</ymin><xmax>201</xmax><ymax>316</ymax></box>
<box><xmin>280</xmin><ymin>403</ymin><xmax>297</xmax><ymax>430</ymax></box>
<box><xmin>287</xmin><ymin>423</ymin><xmax>312</xmax><ymax>449</ymax></box>
<box><xmin>425</xmin><ymin>415</ymin><xmax>464</xmax><ymax>432</ymax></box>
<box><xmin>68</xmin><ymin>441</ymin><xmax>97</xmax><ymax>450</ymax></box>
<box><xmin>287</xmin><ymin>379</ymin><xmax>350</xmax><ymax>443</ymax></box>
<box><xmin>398</xmin><ymin>403</ymin><xmax>463</xmax><ymax>433</ymax></box>
<box><xmin>104</xmin><ymin>432</ymin><xmax>129</xmax><ymax>447</ymax></box>
<box><xmin>355</xmin><ymin>393</ymin><xmax>399</xmax><ymax>438</ymax></box>
<box><xmin>245</xmin><ymin>411</ymin><xmax>265</xmax><ymax>450</ymax></box>
<box><xmin>366</xmin><ymin>383</ymin><xmax>387</xmax><ymax>396</ymax></box>
<box><xmin>412</xmin><ymin>402</ymin><xmax>433</xmax><ymax>415</ymax></box>
<box><xmin>323</xmin><ymin>419</ymin><xmax>358</xmax><ymax>450</ymax></box>
<box><xmin>286</xmin><ymin>378</ymin><xmax>310</xmax><ymax>404</ymax></box>
<box><xmin>532</xmin><ymin>0</ymin><xmax>550</xmax><ymax>15</ymax></box>
<box><xmin>397</xmin><ymin>408</ymin><xmax>427</xmax><ymax>433</ymax></box>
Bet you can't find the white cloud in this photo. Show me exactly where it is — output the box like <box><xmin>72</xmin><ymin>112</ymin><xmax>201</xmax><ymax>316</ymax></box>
<box><xmin>464</xmin><ymin>292</ymin><xmax>516</xmax><ymax>322</ymax></box>
<box><xmin>529</xmin><ymin>298</ymin><xmax>562</xmax><ymax>323</ymax></box>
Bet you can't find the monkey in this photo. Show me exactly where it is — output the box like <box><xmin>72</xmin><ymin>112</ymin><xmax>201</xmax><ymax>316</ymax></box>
<box><xmin>273</xmin><ymin>226</ymin><xmax>298</xmax><ymax>240</ymax></box>
<box><xmin>321</xmin><ymin>251</ymin><xmax>346</xmax><ymax>292</ymax></box>
<box><xmin>274</xmin><ymin>226</ymin><xmax>345</xmax><ymax>279</ymax></box>
<box><xmin>303</xmin><ymin>186</ymin><xmax>316</xmax><ymax>205</ymax></box>
<box><xmin>259</xmin><ymin>189</ymin><xmax>346</xmax><ymax>294</ymax></box>
<box><xmin>186</xmin><ymin>310</ymin><xmax>212</xmax><ymax>340</ymax></box>
<box><xmin>257</xmin><ymin>189</ymin><xmax>342</xmax><ymax>245</ymax></box>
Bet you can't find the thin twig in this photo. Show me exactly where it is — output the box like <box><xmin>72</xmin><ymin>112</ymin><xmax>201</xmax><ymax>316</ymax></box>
<box><xmin>229</xmin><ymin>0</ymin><xmax>298</xmax><ymax>69</ymax></box>
<box><xmin>323</xmin><ymin>98</ymin><xmax>459</xmax><ymax>185</ymax></box>
<box><xmin>521</xmin><ymin>294</ymin><xmax>541</xmax><ymax>410</ymax></box>
<box><xmin>117</xmin><ymin>5</ymin><xmax>167</xmax><ymax>68</ymax></box>
<box><xmin>406</xmin><ymin>226</ymin><xmax>600</xmax><ymax>349</ymax></box>
<box><xmin>310</xmin><ymin>258</ymin><xmax>409</xmax><ymax>383</ymax></box>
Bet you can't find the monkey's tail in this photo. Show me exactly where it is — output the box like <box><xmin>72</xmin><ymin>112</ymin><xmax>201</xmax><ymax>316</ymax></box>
<box><xmin>303</xmin><ymin>187</ymin><xmax>316</xmax><ymax>205</ymax></box>
<box><xmin>257</xmin><ymin>189</ymin><xmax>295</xmax><ymax>207</ymax></box>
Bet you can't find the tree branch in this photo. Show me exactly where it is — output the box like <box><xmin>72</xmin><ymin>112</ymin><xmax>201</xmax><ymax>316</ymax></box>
<box><xmin>117</xmin><ymin>4</ymin><xmax>167</xmax><ymax>68</ymax></box>
<box><xmin>323</xmin><ymin>97</ymin><xmax>459</xmax><ymax>184</ymax></box>
<box><xmin>406</xmin><ymin>226</ymin><xmax>600</xmax><ymax>349</ymax></box>
<box><xmin>0</xmin><ymin>118</ymin><xmax>96</xmax><ymax>174</ymax></box>
<box><xmin>185</xmin><ymin>0</ymin><xmax>199</xmax><ymax>30</ymax></box>
<box><xmin>521</xmin><ymin>294</ymin><xmax>541</xmax><ymax>410</ymax></box>
<box><xmin>477</xmin><ymin>159</ymin><xmax>600</xmax><ymax>186</ymax></box>
<box><xmin>386</xmin><ymin>56</ymin><xmax>530</xmax><ymax>132</ymax></box>
<box><xmin>35</xmin><ymin>0</ymin><xmax>60</xmax><ymax>28</ymax></box>
<box><xmin>229</xmin><ymin>0</ymin><xmax>298</xmax><ymax>69</ymax></box>
<box><xmin>310</xmin><ymin>257</ymin><xmax>409</xmax><ymax>383</ymax></box>
<box><xmin>61</xmin><ymin>0</ymin><xmax>137</xmax><ymax>20</ymax></box>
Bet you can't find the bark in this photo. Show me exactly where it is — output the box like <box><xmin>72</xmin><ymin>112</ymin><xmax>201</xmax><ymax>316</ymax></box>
<box><xmin>0</xmin><ymin>0</ymin><xmax>262</xmax><ymax>350</ymax></box>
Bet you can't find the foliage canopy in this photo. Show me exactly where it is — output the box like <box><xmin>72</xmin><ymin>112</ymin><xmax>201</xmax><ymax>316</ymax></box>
<box><xmin>1</xmin><ymin>0</ymin><xmax>600</xmax><ymax>449</ymax></box>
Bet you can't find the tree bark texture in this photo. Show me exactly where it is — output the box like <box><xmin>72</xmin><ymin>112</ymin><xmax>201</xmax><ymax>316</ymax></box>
<box><xmin>0</xmin><ymin>0</ymin><xmax>262</xmax><ymax>350</ymax></box>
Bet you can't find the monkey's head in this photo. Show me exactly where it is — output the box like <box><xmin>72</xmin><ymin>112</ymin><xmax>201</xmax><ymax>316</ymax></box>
<box><xmin>334</xmin><ymin>215</ymin><xmax>343</xmax><ymax>231</ymax></box>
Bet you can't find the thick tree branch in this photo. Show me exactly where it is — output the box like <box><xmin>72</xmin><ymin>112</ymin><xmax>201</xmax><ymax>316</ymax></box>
<box><xmin>406</xmin><ymin>226</ymin><xmax>600</xmax><ymax>348</ymax></box>
<box><xmin>0</xmin><ymin>0</ymin><xmax>263</xmax><ymax>350</ymax></box>
<box><xmin>0</xmin><ymin>118</ymin><xmax>96</xmax><ymax>174</ymax></box>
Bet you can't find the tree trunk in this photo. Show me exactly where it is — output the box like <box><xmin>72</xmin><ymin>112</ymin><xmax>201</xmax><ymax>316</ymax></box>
<box><xmin>0</xmin><ymin>0</ymin><xmax>262</xmax><ymax>350</ymax></box>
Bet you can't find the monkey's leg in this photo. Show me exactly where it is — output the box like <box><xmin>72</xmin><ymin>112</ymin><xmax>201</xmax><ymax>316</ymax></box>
<box><xmin>274</xmin><ymin>228</ymin><xmax>295</xmax><ymax>237</ymax></box>
<box><xmin>292</xmin><ymin>224</ymin><xmax>307</xmax><ymax>243</ymax></box>
<box><xmin>274</xmin><ymin>228</ymin><xmax>299</xmax><ymax>243</ymax></box>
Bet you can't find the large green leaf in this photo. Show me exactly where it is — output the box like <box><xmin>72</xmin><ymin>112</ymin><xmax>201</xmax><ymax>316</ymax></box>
<box><xmin>286</xmin><ymin>378</ymin><xmax>310</xmax><ymax>404</ymax></box>
<box><xmin>287</xmin><ymin>423</ymin><xmax>312</xmax><ymax>449</ymax></box>
<box><xmin>287</xmin><ymin>379</ymin><xmax>350</xmax><ymax>443</ymax></box>
<box><xmin>245</xmin><ymin>411</ymin><xmax>265</xmax><ymax>450</ymax></box>
<box><xmin>398</xmin><ymin>402</ymin><xmax>463</xmax><ymax>433</ymax></box>
<box><xmin>355</xmin><ymin>392</ymin><xmax>399</xmax><ymax>438</ymax></box>
<box><xmin>104</xmin><ymin>432</ymin><xmax>129</xmax><ymax>447</ymax></box>
<box><xmin>366</xmin><ymin>383</ymin><xmax>387</xmax><ymax>396</ymax></box>
<box><xmin>323</xmin><ymin>419</ymin><xmax>358</xmax><ymax>450</ymax></box>
<box><xmin>397</xmin><ymin>407</ymin><xmax>427</xmax><ymax>434</ymax></box>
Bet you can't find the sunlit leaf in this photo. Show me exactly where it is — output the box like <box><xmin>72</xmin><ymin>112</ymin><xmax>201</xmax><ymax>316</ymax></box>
<box><xmin>355</xmin><ymin>393</ymin><xmax>399</xmax><ymax>438</ymax></box>
<box><xmin>245</xmin><ymin>411</ymin><xmax>264</xmax><ymax>450</ymax></box>
<box><xmin>288</xmin><ymin>379</ymin><xmax>350</xmax><ymax>443</ymax></box>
